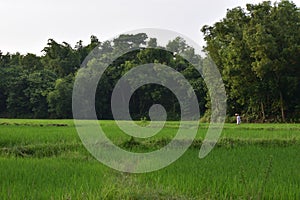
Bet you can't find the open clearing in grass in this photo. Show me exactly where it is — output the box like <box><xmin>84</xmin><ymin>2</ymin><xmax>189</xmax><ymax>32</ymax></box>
<box><xmin>0</xmin><ymin>119</ymin><xmax>299</xmax><ymax>199</ymax></box>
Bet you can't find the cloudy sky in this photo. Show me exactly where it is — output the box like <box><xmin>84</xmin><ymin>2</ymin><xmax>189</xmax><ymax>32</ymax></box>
<box><xmin>1</xmin><ymin>0</ymin><xmax>299</xmax><ymax>55</ymax></box>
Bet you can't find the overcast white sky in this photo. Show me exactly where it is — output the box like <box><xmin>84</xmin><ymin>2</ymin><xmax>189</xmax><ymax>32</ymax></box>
<box><xmin>0</xmin><ymin>0</ymin><xmax>299</xmax><ymax>55</ymax></box>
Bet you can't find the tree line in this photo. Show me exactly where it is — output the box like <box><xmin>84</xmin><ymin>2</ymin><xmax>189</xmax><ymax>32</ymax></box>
<box><xmin>0</xmin><ymin>34</ymin><xmax>207</xmax><ymax>120</ymax></box>
<box><xmin>0</xmin><ymin>0</ymin><xmax>299</xmax><ymax>122</ymax></box>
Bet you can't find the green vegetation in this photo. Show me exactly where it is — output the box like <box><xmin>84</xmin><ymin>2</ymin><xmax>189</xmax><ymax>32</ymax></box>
<box><xmin>0</xmin><ymin>1</ymin><xmax>299</xmax><ymax>122</ymax></box>
<box><xmin>0</xmin><ymin>0</ymin><xmax>299</xmax><ymax>199</ymax></box>
<box><xmin>202</xmin><ymin>0</ymin><xmax>300</xmax><ymax>122</ymax></box>
<box><xmin>0</xmin><ymin>119</ymin><xmax>299</xmax><ymax>199</ymax></box>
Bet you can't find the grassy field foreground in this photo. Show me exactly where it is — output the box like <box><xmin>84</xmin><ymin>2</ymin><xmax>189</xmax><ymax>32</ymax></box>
<box><xmin>0</xmin><ymin>119</ymin><xmax>299</xmax><ymax>199</ymax></box>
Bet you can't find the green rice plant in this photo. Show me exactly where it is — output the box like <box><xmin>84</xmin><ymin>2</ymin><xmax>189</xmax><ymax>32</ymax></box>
<box><xmin>0</xmin><ymin>119</ymin><xmax>300</xmax><ymax>199</ymax></box>
<box><xmin>257</xmin><ymin>155</ymin><xmax>273</xmax><ymax>200</ymax></box>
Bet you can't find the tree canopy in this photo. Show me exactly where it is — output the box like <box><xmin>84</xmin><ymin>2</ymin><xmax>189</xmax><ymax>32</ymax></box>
<box><xmin>202</xmin><ymin>0</ymin><xmax>300</xmax><ymax>122</ymax></box>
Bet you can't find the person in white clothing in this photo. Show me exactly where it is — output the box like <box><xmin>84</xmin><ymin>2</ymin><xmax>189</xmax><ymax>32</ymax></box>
<box><xmin>235</xmin><ymin>113</ymin><xmax>241</xmax><ymax>125</ymax></box>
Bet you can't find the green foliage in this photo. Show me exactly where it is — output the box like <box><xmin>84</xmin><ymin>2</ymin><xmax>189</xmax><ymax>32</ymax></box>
<box><xmin>0</xmin><ymin>32</ymin><xmax>206</xmax><ymax>120</ymax></box>
<box><xmin>42</xmin><ymin>39</ymin><xmax>81</xmax><ymax>77</ymax></box>
<box><xmin>47</xmin><ymin>75</ymin><xmax>74</xmax><ymax>118</ymax></box>
<box><xmin>202</xmin><ymin>0</ymin><xmax>300</xmax><ymax>122</ymax></box>
<box><xmin>0</xmin><ymin>1</ymin><xmax>299</xmax><ymax>122</ymax></box>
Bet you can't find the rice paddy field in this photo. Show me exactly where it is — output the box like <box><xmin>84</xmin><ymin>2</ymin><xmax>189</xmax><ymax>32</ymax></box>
<box><xmin>0</xmin><ymin>119</ymin><xmax>299</xmax><ymax>199</ymax></box>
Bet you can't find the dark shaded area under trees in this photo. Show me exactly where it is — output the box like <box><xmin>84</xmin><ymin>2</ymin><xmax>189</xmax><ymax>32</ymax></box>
<box><xmin>0</xmin><ymin>1</ymin><xmax>299</xmax><ymax>122</ymax></box>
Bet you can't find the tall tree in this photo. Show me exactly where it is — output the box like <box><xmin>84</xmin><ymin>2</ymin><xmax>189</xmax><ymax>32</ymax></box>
<box><xmin>202</xmin><ymin>0</ymin><xmax>300</xmax><ymax>122</ymax></box>
<box><xmin>42</xmin><ymin>39</ymin><xmax>81</xmax><ymax>77</ymax></box>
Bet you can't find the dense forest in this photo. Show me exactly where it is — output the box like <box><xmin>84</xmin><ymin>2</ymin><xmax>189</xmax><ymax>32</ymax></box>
<box><xmin>0</xmin><ymin>1</ymin><xmax>299</xmax><ymax>122</ymax></box>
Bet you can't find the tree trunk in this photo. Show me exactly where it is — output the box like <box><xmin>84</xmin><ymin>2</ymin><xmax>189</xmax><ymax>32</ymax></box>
<box><xmin>279</xmin><ymin>91</ymin><xmax>285</xmax><ymax>122</ymax></box>
<box><xmin>261</xmin><ymin>101</ymin><xmax>265</xmax><ymax>122</ymax></box>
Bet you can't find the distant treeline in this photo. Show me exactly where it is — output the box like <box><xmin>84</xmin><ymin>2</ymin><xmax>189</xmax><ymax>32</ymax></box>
<box><xmin>0</xmin><ymin>1</ymin><xmax>299</xmax><ymax>122</ymax></box>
